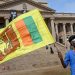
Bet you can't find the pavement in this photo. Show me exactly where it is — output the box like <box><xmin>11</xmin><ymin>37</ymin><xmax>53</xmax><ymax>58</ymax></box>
<box><xmin>0</xmin><ymin>45</ymin><xmax>70</xmax><ymax>75</ymax></box>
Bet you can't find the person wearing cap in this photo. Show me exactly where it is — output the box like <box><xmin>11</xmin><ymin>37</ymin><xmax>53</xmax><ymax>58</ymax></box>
<box><xmin>56</xmin><ymin>35</ymin><xmax>75</xmax><ymax>75</ymax></box>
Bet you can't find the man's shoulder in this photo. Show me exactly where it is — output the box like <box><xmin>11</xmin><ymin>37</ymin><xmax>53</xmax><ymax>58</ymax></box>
<box><xmin>66</xmin><ymin>50</ymin><xmax>73</xmax><ymax>55</ymax></box>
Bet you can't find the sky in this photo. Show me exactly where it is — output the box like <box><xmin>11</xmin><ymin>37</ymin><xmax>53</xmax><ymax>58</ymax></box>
<box><xmin>47</xmin><ymin>0</ymin><xmax>75</xmax><ymax>13</ymax></box>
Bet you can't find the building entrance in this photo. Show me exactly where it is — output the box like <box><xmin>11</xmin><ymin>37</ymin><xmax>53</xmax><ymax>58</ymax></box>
<box><xmin>0</xmin><ymin>17</ymin><xmax>5</xmax><ymax>29</ymax></box>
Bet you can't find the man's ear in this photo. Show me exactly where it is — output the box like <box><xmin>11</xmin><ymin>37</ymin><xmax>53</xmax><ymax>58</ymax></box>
<box><xmin>70</xmin><ymin>41</ymin><xmax>73</xmax><ymax>46</ymax></box>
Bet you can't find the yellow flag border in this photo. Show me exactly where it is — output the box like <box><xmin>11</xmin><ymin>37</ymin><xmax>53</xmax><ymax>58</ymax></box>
<box><xmin>0</xmin><ymin>9</ymin><xmax>55</xmax><ymax>64</ymax></box>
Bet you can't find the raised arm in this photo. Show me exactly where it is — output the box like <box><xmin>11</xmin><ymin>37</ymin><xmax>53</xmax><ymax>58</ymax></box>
<box><xmin>54</xmin><ymin>44</ymin><xmax>67</xmax><ymax>68</ymax></box>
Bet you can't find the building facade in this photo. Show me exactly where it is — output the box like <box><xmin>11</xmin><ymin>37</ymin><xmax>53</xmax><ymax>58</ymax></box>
<box><xmin>0</xmin><ymin>0</ymin><xmax>75</xmax><ymax>46</ymax></box>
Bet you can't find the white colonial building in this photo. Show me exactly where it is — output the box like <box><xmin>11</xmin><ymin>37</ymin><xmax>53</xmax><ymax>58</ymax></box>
<box><xmin>0</xmin><ymin>0</ymin><xmax>74</xmax><ymax>46</ymax></box>
<box><xmin>0</xmin><ymin>0</ymin><xmax>74</xmax><ymax>74</ymax></box>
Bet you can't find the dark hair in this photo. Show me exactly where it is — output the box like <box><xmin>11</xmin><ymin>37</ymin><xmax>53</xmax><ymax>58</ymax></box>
<box><xmin>69</xmin><ymin>35</ymin><xmax>75</xmax><ymax>47</ymax></box>
<box><xmin>69</xmin><ymin>35</ymin><xmax>75</xmax><ymax>43</ymax></box>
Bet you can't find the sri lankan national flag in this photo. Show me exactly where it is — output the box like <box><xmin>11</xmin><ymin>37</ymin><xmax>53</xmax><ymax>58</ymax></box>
<box><xmin>0</xmin><ymin>9</ymin><xmax>55</xmax><ymax>64</ymax></box>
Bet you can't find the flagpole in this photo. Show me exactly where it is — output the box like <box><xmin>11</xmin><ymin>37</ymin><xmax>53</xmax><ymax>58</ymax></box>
<box><xmin>54</xmin><ymin>43</ymin><xmax>61</xmax><ymax>53</ymax></box>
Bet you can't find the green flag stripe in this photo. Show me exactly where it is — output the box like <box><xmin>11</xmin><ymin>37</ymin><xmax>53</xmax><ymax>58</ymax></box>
<box><xmin>23</xmin><ymin>16</ymin><xmax>42</xmax><ymax>43</ymax></box>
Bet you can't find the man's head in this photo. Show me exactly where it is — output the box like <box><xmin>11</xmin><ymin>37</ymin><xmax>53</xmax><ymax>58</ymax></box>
<box><xmin>69</xmin><ymin>35</ymin><xmax>75</xmax><ymax>47</ymax></box>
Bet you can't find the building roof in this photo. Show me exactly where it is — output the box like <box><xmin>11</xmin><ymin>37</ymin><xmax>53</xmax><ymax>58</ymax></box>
<box><xmin>0</xmin><ymin>0</ymin><xmax>55</xmax><ymax>12</ymax></box>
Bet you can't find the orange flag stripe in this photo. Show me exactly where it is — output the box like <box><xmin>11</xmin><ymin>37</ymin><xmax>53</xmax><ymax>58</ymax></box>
<box><xmin>15</xmin><ymin>19</ymin><xmax>33</xmax><ymax>46</ymax></box>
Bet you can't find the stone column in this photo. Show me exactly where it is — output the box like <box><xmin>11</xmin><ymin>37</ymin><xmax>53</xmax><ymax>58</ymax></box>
<box><xmin>50</xmin><ymin>17</ymin><xmax>56</xmax><ymax>41</ymax></box>
<box><xmin>63</xmin><ymin>23</ymin><xmax>67</xmax><ymax>46</ymax></box>
<box><xmin>70</xmin><ymin>23</ymin><xmax>73</xmax><ymax>35</ymax></box>
<box><xmin>23</xmin><ymin>3</ymin><xmax>27</xmax><ymax>13</ymax></box>
<box><xmin>5</xmin><ymin>16</ymin><xmax>9</xmax><ymax>26</ymax></box>
<box><xmin>55</xmin><ymin>23</ymin><xmax>59</xmax><ymax>42</ymax></box>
